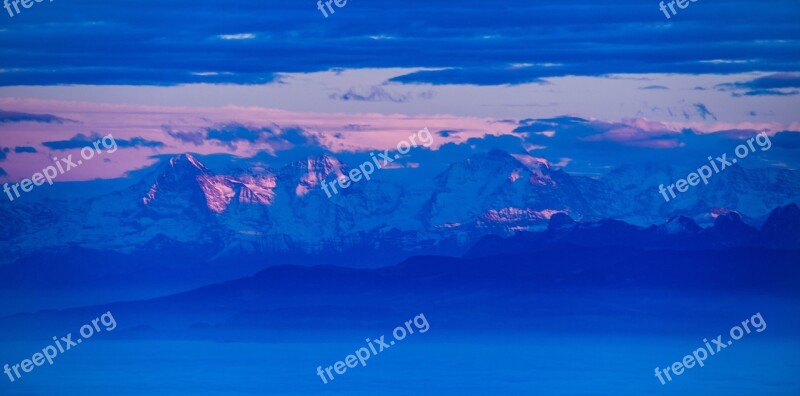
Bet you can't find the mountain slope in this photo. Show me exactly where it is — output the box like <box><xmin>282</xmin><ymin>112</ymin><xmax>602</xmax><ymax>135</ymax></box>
<box><xmin>2</xmin><ymin>151</ymin><xmax>799</xmax><ymax>266</ymax></box>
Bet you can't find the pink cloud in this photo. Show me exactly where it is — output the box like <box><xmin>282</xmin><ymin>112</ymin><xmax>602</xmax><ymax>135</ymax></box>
<box><xmin>0</xmin><ymin>98</ymin><xmax>516</xmax><ymax>180</ymax></box>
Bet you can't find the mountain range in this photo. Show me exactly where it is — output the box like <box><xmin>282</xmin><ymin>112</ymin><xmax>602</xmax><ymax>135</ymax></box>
<box><xmin>469</xmin><ymin>204</ymin><xmax>800</xmax><ymax>257</ymax></box>
<box><xmin>2</xmin><ymin>150</ymin><xmax>799</xmax><ymax>267</ymax></box>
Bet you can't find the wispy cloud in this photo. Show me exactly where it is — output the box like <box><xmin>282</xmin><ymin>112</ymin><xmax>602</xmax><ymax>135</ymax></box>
<box><xmin>693</xmin><ymin>103</ymin><xmax>718</xmax><ymax>121</ymax></box>
<box><xmin>699</xmin><ymin>59</ymin><xmax>752</xmax><ymax>65</ymax></box>
<box><xmin>218</xmin><ymin>33</ymin><xmax>256</xmax><ymax>40</ymax></box>
<box><xmin>0</xmin><ymin>110</ymin><xmax>74</xmax><ymax>124</ymax></box>
<box><xmin>740</xmin><ymin>89</ymin><xmax>798</xmax><ymax>97</ymax></box>
<box><xmin>329</xmin><ymin>86</ymin><xmax>434</xmax><ymax>103</ymax></box>
<box><xmin>14</xmin><ymin>146</ymin><xmax>37</xmax><ymax>153</ymax></box>
<box><xmin>167</xmin><ymin>123</ymin><xmax>317</xmax><ymax>151</ymax></box>
<box><xmin>715</xmin><ymin>73</ymin><xmax>800</xmax><ymax>97</ymax></box>
<box><xmin>640</xmin><ymin>85</ymin><xmax>669</xmax><ymax>90</ymax></box>
<box><xmin>43</xmin><ymin>133</ymin><xmax>165</xmax><ymax>150</ymax></box>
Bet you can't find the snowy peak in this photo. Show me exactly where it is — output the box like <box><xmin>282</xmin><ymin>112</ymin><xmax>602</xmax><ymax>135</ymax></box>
<box><xmin>169</xmin><ymin>153</ymin><xmax>207</xmax><ymax>172</ymax></box>
<box><xmin>143</xmin><ymin>154</ymin><xmax>234</xmax><ymax>214</ymax></box>
<box><xmin>144</xmin><ymin>153</ymin><xmax>336</xmax><ymax>213</ymax></box>
<box><xmin>151</xmin><ymin>153</ymin><xmax>209</xmax><ymax>188</ymax></box>
<box><xmin>426</xmin><ymin>150</ymin><xmax>586</xmax><ymax>229</ymax></box>
<box><xmin>475</xmin><ymin>208</ymin><xmax>565</xmax><ymax>233</ymax></box>
<box><xmin>511</xmin><ymin>153</ymin><xmax>554</xmax><ymax>185</ymax></box>
<box><xmin>280</xmin><ymin>154</ymin><xmax>345</xmax><ymax>197</ymax></box>
<box><xmin>438</xmin><ymin>150</ymin><xmax>556</xmax><ymax>187</ymax></box>
<box><xmin>450</xmin><ymin>150</ymin><xmax>522</xmax><ymax>173</ymax></box>
<box><xmin>231</xmin><ymin>174</ymin><xmax>277</xmax><ymax>206</ymax></box>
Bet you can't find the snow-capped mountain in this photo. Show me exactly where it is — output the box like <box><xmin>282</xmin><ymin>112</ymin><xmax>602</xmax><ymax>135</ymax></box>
<box><xmin>1</xmin><ymin>151</ymin><xmax>798</xmax><ymax>265</ymax></box>
<box><xmin>579</xmin><ymin>162</ymin><xmax>800</xmax><ymax>226</ymax></box>
<box><xmin>423</xmin><ymin>150</ymin><xmax>587</xmax><ymax>234</ymax></box>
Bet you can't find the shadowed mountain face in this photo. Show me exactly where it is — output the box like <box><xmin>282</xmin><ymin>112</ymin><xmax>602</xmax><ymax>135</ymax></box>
<box><xmin>2</xmin><ymin>152</ymin><xmax>799</xmax><ymax>267</ymax></box>
<box><xmin>2</xmin><ymin>204</ymin><xmax>799</xmax><ymax>335</ymax></box>
<box><xmin>761</xmin><ymin>203</ymin><xmax>800</xmax><ymax>248</ymax></box>
<box><xmin>467</xmin><ymin>204</ymin><xmax>800</xmax><ymax>257</ymax></box>
<box><xmin>3</xmin><ymin>246</ymin><xmax>799</xmax><ymax>341</ymax></box>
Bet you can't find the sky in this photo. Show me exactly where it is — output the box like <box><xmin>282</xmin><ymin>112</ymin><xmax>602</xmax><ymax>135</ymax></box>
<box><xmin>0</xmin><ymin>0</ymin><xmax>798</xmax><ymax>180</ymax></box>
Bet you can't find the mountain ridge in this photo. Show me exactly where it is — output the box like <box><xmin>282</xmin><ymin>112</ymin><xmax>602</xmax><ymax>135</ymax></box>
<box><xmin>2</xmin><ymin>151</ymin><xmax>799</xmax><ymax>266</ymax></box>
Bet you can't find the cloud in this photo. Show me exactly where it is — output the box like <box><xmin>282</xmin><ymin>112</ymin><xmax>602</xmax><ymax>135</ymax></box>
<box><xmin>329</xmin><ymin>86</ymin><xmax>417</xmax><ymax>103</ymax></box>
<box><xmin>693</xmin><ymin>103</ymin><xmax>717</xmax><ymax>121</ymax></box>
<box><xmin>509</xmin><ymin>116</ymin><xmax>800</xmax><ymax>174</ymax></box>
<box><xmin>14</xmin><ymin>146</ymin><xmax>37</xmax><ymax>153</ymax></box>
<box><xmin>715</xmin><ymin>73</ymin><xmax>800</xmax><ymax>97</ymax></box>
<box><xmin>2</xmin><ymin>1</ymin><xmax>797</xmax><ymax>86</ymax></box>
<box><xmin>342</xmin><ymin>124</ymin><xmax>370</xmax><ymax>131</ymax></box>
<box><xmin>206</xmin><ymin>125</ymin><xmax>264</xmax><ymax>147</ymax></box>
<box><xmin>2</xmin><ymin>98</ymin><xmax>796</xmax><ymax>180</ymax></box>
<box><xmin>731</xmin><ymin>73</ymin><xmax>800</xmax><ymax>90</ymax></box>
<box><xmin>0</xmin><ymin>110</ymin><xmax>73</xmax><ymax>124</ymax></box>
<box><xmin>438</xmin><ymin>129</ymin><xmax>463</xmax><ymax>138</ymax></box>
<box><xmin>166</xmin><ymin>123</ymin><xmax>317</xmax><ymax>151</ymax></box>
<box><xmin>740</xmin><ymin>89</ymin><xmax>799</xmax><ymax>96</ymax></box>
<box><xmin>217</xmin><ymin>33</ymin><xmax>256</xmax><ymax>40</ymax></box>
<box><xmin>42</xmin><ymin>133</ymin><xmax>165</xmax><ymax>150</ymax></box>
<box><xmin>639</xmin><ymin>85</ymin><xmax>669</xmax><ymax>90</ymax></box>
<box><xmin>116</xmin><ymin>137</ymin><xmax>165</xmax><ymax>149</ymax></box>
<box><xmin>699</xmin><ymin>59</ymin><xmax>752</xmax><ymax>65</ymax></box>
<box><xmin>390</xmin><ymin>68</ymin><xmax>551</xmax><ymax>86</ymax></box>
<box><xmin>575</xmin><ymin>119</ymin><xmax>682</xmax><ymax>148</ymax></box>
<box><xmin>166</xmin><ymin>129</ymin><xmax>205</xmax><ymax>146</ymax></box>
